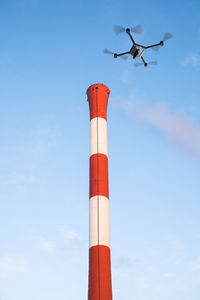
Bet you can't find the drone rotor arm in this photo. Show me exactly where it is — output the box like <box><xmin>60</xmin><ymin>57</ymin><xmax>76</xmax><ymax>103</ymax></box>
<box><xmin>127</xmin><ymin>31</ymin><xmax>135</xmax><ymax>44</ymax></box>
<box><xmin>116</xmin><ymin>51</ymin><xmax>130</xmax><ymax>59</ymax></box>
<box><xmin>145</xmin><ymin>32</ymin><xmax>173</xmax><ymax>50</ymax></box>
<box><xmin>144</xmin><ymin>42</ymin><xmax>162</xmax><ymax>50</ymax></box>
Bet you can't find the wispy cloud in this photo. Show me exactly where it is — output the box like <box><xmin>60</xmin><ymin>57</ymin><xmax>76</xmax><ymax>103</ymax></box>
<box><xmin>35</xmin><ymin>226</ymin><xmax>81</xmax><ymax>253</ymax></box>
<box><xmin>117</xmin><ymin>97</ymin><xmax>200</xmax><ymax>158</ymax></box>
<box><xmin>113</xmin><ymin>256</ymin><xmax>143</xmax><ymax>269</ymax></box>
<box><xmin>58</xmin><ymin>225</ymin><xmax>81</xmax><ymax>247</ymax></box>
<box><xmin>169</xmin><ymin>238</ymin><xmax>185</xmax><ymax>265</ymax></box>
<box><xmin>163</xmin><ymin>272</ymin><xmax>175</xmax><ymax>278</ymax></box>
<box><xmin>35</xmin><ymin>237</ymin><xmax>57</xmax><ymax>251</ymax></box>
<box><xmin>121</xmin><ymin>69</ymin><xmax>131</xmax><ymax>84</ymax></box>
<box><xmin>0</xmin><ymin>127</ymin><xmax>62</xmax><ymax>192</ymax></box>
<box><xmin>0</xmin><ymin>256</ymin><xmax>26</xmax><ymax>278</ymax></box>
<box><xmin>113</xmin><ymin>256</ymin><xmax>133</xmax><ymax>269</ymax></box>
<box><xmin>192</xmin><ymin>256</ymin><xmax>200</xmax><ymax>271</ymax></box>
<box><xmin>182</xmin><ymin>53</ymin><xmax>200</xmax><ymax>67</ymax></box>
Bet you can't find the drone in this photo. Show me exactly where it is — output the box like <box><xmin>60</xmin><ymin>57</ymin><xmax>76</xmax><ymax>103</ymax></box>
<box><xmin>104</xmin><ymin>25</ymin><xmax>173</xmax><ymax>67</ymax></box>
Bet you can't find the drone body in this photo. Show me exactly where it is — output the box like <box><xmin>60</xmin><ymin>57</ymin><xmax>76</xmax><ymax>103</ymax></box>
<box><xmin>104</xmin><ymin>26</ymin><xmax>173</xmax><ymax>67</ymax></box>
<box><xmin>130</xmin><ymin>45</ymin><xmax>145</xmax><ymax>59</ymax></box>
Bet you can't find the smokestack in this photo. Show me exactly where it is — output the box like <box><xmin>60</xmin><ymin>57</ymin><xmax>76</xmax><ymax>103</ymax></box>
<box><xmin>87</xmin><ymin>83</ymin><xmax>113</xmax><ymax>300</ymax></box>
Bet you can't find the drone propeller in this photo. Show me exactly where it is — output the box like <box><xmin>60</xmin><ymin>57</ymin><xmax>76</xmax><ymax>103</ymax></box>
<box><xmin>119</xmin><ymin>55</ymin><xmax>128</xmax><ymax>60</ymax></box>
<box><xmin>114</xmin><ymin>24</ymin><xmax>142</xmax><ymax>35</ymax></box>
<box><xmin>130</xmin><ymin>24</ymin><xmax>142</xmax><ymax>34</ymax></box>
<box><xmin>104</xmin><ymin>48</ymin><xmax>115</xmax><ymax>55</ymax></box>
<box><xmin>152</xmin><ymin>32</ymin><xmax>173</xmax><ymax>51</ymax></box>
<box><xmin>103</xmin><ymin>49</ymin><xmax>128</xmax><ymax>60</ymax></box>
<box><xmin>114</xmin><ymin>25</ymin><xmax>126</xmax><ymax>35</ymax></box>
<box><xmin>149</xmin><ymin>60</ymin><xmax>158</xmax><ymax>65</ymax></box>
<box><xmin>134</xmin><ymin>61</ymin><xmax>158</xmax><ymax>67</ymax></box>
<box><xmin>134</xmin><ymin>62</ymin><xmax>143</xmax><ymax>67</ymax></box>
<box><xmin>163</xmin><ymin>32</ymin><xmax>173</xmax><ymax>41</ymax></box>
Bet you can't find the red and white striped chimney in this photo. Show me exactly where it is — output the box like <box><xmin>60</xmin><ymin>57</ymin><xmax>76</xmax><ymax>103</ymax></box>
<box><xmin>87</xmin><ymin>83</ymin><xmax>112</xmax><ymax>300</ymax></box>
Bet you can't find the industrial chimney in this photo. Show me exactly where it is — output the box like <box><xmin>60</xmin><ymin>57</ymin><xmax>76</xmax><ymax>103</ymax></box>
<box><xmin>87</xmin><ymin>83</ymin><xmax>113</xmax><ymax>300</ymax></box>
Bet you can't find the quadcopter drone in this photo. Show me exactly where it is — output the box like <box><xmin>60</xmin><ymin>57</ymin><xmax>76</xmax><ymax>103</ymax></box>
<box><xmin>104</xmin><ymin>25</ymin><xmax>173</xmax><ymax>67</ymax></box>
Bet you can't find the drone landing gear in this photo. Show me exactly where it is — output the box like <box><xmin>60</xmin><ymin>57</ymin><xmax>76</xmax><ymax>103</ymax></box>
<box><xmin>141</xmin><ymin>56</ymin><xmax>148</xmax><ymax>67</ymax></box>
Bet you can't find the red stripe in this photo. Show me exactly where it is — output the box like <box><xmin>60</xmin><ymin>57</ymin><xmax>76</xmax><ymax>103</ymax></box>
<box><xmin>87</xmin><ymin>84</ymin><xmax>110</xmax><ymax>121</ymax></box>
<box><xmin>90</xmin><ymin>154</ymin><xmax>109</xmax><ymax>199</ymax></box>
<box><xmin>88</xmin><ymin>245</ymin><xmax>112</xmax><ymax>300</ymax></box>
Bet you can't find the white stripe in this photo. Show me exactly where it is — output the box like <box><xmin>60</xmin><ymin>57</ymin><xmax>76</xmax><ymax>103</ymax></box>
<box><xmin>90</xmin><ymin>117</ymin><xmax>108</xmax><ymax>156</ymax></box>
<box><xmin>89</xmin><ymin>196</ymin><xmax>110</xmax><ymax>248</ymax></box>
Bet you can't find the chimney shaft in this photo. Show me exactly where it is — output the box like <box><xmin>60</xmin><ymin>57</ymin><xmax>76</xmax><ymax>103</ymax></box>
<box><xmin>87</xmin><ymin>83</ymin><xmax>113</xmax><ymax>300</ymax></box>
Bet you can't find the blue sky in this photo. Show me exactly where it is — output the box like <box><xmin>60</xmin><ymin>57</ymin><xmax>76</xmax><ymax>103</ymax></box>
<box><xmin>0</xmin><ymin>0</ymin><xmax>200</xmax><ymax>299</ymax></box>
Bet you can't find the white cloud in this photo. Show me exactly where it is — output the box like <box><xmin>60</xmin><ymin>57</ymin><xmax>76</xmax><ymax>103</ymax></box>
<box><xmin>168</xmin><ymin>238</ymin><xmax>185</xmax><ymax>265</ymax></box>
<box><xmin>58</xmin><ymin>225</ymin><xmax>80</xmax><ymax>244</ymax></box>
<box><xmin>35</xmin><ymin>226</ymin><xmax>81</xmax><ymax>253</ymax></box>
<box><xmin>36</xmin><ymin>237</ymin><xmax>57</xmax><ymax>251</ymax></box>
<box><xmin>0</xmin><ymin>127</ymin><xmax>62</xmax><ymax>193</ymax></box>
<box><xmin>113</xmin><ymin>256</ymin><xmax>143</xmax><ymax>269</ymax></box>
<box><xmin>170</xmin><ymin>239</ymin><xmax>185</xmax><ymax>252</ymax></box>
<box><xmin>182</xmin><ymin>53</ymin><xmax>200</xmax><ymax>66</ymax></box>
<box><xmin>118</xmin><ymin>98</ymin><xmax>200</xmax><ymax>158</ymax></box>
<box><xmin>192</xmin><ymin>256</ymin><xmax>200</xmax><ymax>271</ymax></box>
<box><xmin>163</xmin><ymin>272</ymin><xmax>175</xmax><ymax>278</ymax></box>
<box><xmin>121</xmin><ymin>69</ymin><xmax>131</xmax><ymax>84</ymax></box>
<box><xmin>0</xmin><ymin>256</ymin><xmax>26</xmax><ymax>278</ymax></box>
<box><xmin>113</xmin><ymin>256</ymin><xmax>133</xmax><ymax>269</ymax></box>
